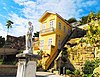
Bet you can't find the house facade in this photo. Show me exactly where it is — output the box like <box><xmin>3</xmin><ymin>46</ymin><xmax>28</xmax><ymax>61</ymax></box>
<box><xmin>33</xmin><ymin>11</ymin><xmax>72</xmax><ymax>70</ymax></box>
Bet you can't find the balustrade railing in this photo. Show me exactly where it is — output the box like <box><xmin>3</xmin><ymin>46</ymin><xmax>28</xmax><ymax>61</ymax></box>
<box><xmin>40</xmin><ymin>27</ymin><xmax>55</xmax><ymax>35</ymax></box>
<box><xmin>40</xmin><ymin>45</ymin><xmax>52</xmax><ymax>50</ymax></box>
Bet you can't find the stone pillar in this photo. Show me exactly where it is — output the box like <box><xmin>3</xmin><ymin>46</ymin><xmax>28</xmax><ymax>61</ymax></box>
<box><xmin>25</xmin><ymin>61</ymin><xmax>36</xmax><ymax>77</ymax></box>
<box><xmin>16</xmin><ymin>60</ymin><xmax>26</xmax><ymax>77</ymax></box>
<box><xmin>16</xmin><ymin>53</ymin><xmax>41</xmax><ymax>77</ymax></box>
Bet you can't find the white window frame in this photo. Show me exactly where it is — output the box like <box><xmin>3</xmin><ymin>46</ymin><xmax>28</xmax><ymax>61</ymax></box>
<box><xmin>48</xmin><ymin>38</ymin><xmax>52</xmax><ymax>49</ymax></box>
<box><xmin>50</xmin><ymin>20</ymin><xmax>54</xmax><ymax>27</ymax></box>
<box><xmin>40</xmin><ymin>40</ymin><xmax>44</xmax><ymax>50</ymax></box>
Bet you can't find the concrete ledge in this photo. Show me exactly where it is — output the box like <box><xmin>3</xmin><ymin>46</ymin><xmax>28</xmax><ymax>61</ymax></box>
<box><xmin>16</xmin><ymin>53</ymin><xmax>42</xmax><ymax>60</ymax></box>
<box><xmin>0</xmin><ymin>65</ymin><xmax>17</xmax><ymax>75</ymax></box>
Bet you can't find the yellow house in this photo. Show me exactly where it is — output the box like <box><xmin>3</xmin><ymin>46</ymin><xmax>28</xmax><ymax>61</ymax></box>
<box><xmin>34</xmin><ymin>11</ymin><xmax>72</xmax><ymax>70</ymax></box>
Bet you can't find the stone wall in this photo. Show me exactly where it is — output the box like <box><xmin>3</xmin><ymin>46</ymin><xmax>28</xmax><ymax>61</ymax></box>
<box><xmin>6</xmin><ymin>35</ymin><xmax>25</xmax><ymax>50</ymax></box>
<box><xmin>70</xmin><ymin>27</ymin><xmax>86</xmax><ymax>38</ymax></box>
<box><xmin>67</xmin><ymin>38</ymin><xmax>95</xmax><ymax>70</ymax></box>
<box><xmin>0</xmin><ymin>65</ymin><xmax>17</xmax><ymax>75</ymax></box>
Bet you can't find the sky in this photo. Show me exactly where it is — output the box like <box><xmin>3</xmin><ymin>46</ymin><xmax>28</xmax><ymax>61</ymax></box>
<box><xmin>0</xmin><ymin>0</ymin><xmax>100</xmax><ymax>38</ymax></box>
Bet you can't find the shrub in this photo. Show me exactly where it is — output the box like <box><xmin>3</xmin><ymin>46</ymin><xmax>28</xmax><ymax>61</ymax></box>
<box><xmin>66</xmin><ymin>69</ymin><xmax>71</xmax><ymax>75</ymax></box>
<box><xmin>93</xmin><ymin>72</ymin><xmax>100</xmax><ymax>77</ymax></box>
<box><xmin>82</xmin><ymin>59</ymin><xmax>100</xmax><ymax>74</ymax></box>
<box><xmin>82</xmin><ymin>74</ymin><xmax>93</xmax><ymax>77</ymax></box>
<box><xmin>83</xmin><ymin>60</ymin><xmax>94</xmax><ymax>74</ymax></box>
<box><xmin>73</xmin><ymin>69</ymin><xmax>80</xmax><ymax>76</ymax></box>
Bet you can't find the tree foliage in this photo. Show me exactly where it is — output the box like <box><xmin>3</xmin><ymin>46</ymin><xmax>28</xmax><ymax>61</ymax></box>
<box><xmin>33</xmin><ymin>32</ymin><xmax>39</xmax><ymax>37</ymax></box>
<box><xmin>79</xmin><ymin>11</ymin><xmax>100</xmax><ymax>75</ymax></box>
<box><xmin>6</xmin><ymin>20</ymin><xmax>14</xmax><ymax>34</ymax></box>
<box><xmin>0</xmin><ymin>36</ymin><xmax>5</xmax><ymax>48</ymax></box>
<box><xmin>80</xmin><ymin>16</ymin><xmax>88</xmax><ymax>25</ymax></box>
<box><xmin>87</xmin><ymin>11</ymin><xmax>95</xmax><ymax>23</ymax></box>
<box><xmin>96</xmin><ymin>11</ymin><xmax>100</xmax><ymax>20</ymax></box>
<box><xmin>82</xmin><ymin>59</ymin><xmax>100</xmax><ymax>74</ymax></box>
<box><xmin>66</xmin><ymin>69</ymin><xmax>71</xmax><ymax>75</ymax></box>
<box><xmin>67</xmin><ymin>18</ymin><xmax>77</xmax><ymax>23</ymax></box>
<box><xmin>6</xmin><ymin>20</ymin><xmax>13</xmax><ymax>29</ymax></box>
<box><xmin>80</xmin><ymin>11</ymin><xmax>100</xmax><ymax>25</ymax></box>
<box><xmin>85</xmin><ymin>11</ymin><xmax>100</xmax><ymax>45</ymax></box>
<box><xmin>73</xmin><ymin>69</ymin><xmax>80</xmax><ymax>76</ymax></box>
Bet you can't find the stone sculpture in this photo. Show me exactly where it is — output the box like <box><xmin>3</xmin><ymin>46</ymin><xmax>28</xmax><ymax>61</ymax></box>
<box><xmin>24</xmin><ymin>21</ymin><xmax>33</xmax><ymax>54</ymax></box>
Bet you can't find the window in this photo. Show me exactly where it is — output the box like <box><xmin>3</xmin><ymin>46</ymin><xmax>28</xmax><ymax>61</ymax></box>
<box><xmin>64</xmin><ymin>26</ymin><xmax>66</xmax><ymax>33</ymax></box>
<box><xmin>42</xmin><ymin>23</ymin><xmax>46</xmax><ymax>30</ymax></box>
<box><xmin>40</xmin><ymin>40</ymin><xmax>44</xmax><ymax>49</ymax></box>
<box><xmin>48</xmin><ymin>38</ymin><xmax>52</xmax><ymax>45</ymax></box>
<box><xmin>68</xmin><ymin>28</ymin><xmax>71</xmax><ymax>35</ymax></box>
<box><xmin>58</xmin><ymin>40</ymin><xmax>61</xmax><ymax>49</ymax></box>
<box><xmin>48</xmin><ymin>38</ymin><xmax>52</xmax><ymax>49</ymax></box>
<box><xmin>58</xmin><ymin>22</ymin><xmax>61</xmax><ymax>30</ymax></box>
<box><xmin>50</xmin><ymin>20</ymin><xmax>54</xmax><ymax>27</ymax></box>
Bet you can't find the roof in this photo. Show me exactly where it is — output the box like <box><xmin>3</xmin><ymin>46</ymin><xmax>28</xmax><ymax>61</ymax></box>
<box><xmin>39</xmin><ymin>11</ymin><xmax>72</xmax><ymax>27</ymax></box>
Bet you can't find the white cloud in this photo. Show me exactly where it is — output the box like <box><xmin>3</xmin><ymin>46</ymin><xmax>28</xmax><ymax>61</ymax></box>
<box><xmin>7</xmin><ymin>12</ymin><xmax>39</xmax><ymax>37</ymax></box>
<box><xmin>23</xmin><ymin>1</ymin><xmax>36</xmax><ymax>8</ymax></box>
<box><xmin>9</xmin><ymin>13</ymin><xmax>27</xmax><ymax>26</ymax></box>
<box><xmin>14</xmin><ymin>0</ymin><xmax>85</xmax><ymax>20</ymax></box>
<box><xmin>0</xmin><ymin>23</ymin><xmax>7</xmax><ymax>38</ymax></box>
<box><xmin>8</xmin><ymin>13</ymin><xmax>28</xmax><ymax>36</ymax></box>
<box><xmin>0</xmin><ymin>14</ymin><xmax>9</xmax><ymax>20</ymax></box>
<box><xmin>8</xmin><ymin>0</ymin><xmax>97</xmax><ymax>37</ymax></box>
<box><xmin>14</xmin><ymin>0</ymin><xmax>29</xmax><ymax>5</ymax></box>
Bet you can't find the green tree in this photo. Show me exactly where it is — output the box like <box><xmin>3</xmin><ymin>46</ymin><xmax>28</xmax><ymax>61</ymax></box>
<box><xmin>6</xmin><ymin>20</ymin><xmax>14</xmax><ymax>35</ymax></box>
<box><xmin>82</xmin><ymin>11</ymin><xmax>100</xmax><ymax>75</ymax></box>
<box><xmin>87</xmin><ymin>11</ymin><xmax>95</xmax><ymax>23</ymax></box>
<box><xmin>82</xmin><ymin>59</ymin><xmax>100</xmax><ymax>74</ymax></box>
<box><xmin>83</xmin><ymin>60</ymin><xmax>95</xmax><ymax>74</ymax></box>
<box><xmin>67</xmin><ymin>18</ymin><xmax>77</xmax><ymax>23</ymax></box>
<box><xmin>85</xmin><ymin>11</ymin><xmax>100</xmax><ymax>45</ymax></box>
<box><xmin>80</xmin><ymin>11</ymin><xmax>98</xmax><ymax>25</ymax></box>
<box><xmin>0</xmin><ymin>36</ymin><xmax>5</xmax><ymax>48</ymax></box>
<box><xmin>33</xmin><ymin>32</ymin><xmax>39</xmax><ymax>37</ymax></box>
<box><xmin>96</xmin><ymin>11</ymin><xmax>100</xmax><ymax>20</ymax></box>
<box><xmin>80</xmin><ymin>16</ymin><xmax>88</xmax><ymax>25</ymax></box>
<box><xmin>73</xmin><ymin>69</ymin><xmax>80</xmax><ymax>76</ymax></box>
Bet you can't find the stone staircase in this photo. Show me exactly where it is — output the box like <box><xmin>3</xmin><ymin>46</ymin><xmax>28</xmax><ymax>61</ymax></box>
<box><xmin>45</xmin><ymin>28</ymin><xmax>76</xmax><ymax>70</ymax></box>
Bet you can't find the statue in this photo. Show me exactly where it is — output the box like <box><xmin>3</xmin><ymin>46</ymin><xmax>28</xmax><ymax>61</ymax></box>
<box><xmin>16</xmin><ymin>21</ymin><xmax>41</xmax><ymax>77</ymax></box>
<box><xmin>23</xmin><ymin>21</ymin><xmax>33</xmax><ymax>54</ymax></box>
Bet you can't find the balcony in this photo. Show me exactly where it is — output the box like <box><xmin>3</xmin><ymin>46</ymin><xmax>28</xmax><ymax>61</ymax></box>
<box><xmin>40</xmin><ymin>45</ymin><xmax>51</xmax><ymax>50</ymax></box>
<box><xmin>40</xmin><ymin>27</ymin><xmax>55</xmax><ymax>36</ymax></box>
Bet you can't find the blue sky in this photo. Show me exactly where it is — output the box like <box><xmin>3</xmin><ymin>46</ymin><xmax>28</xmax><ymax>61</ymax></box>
<box><xmin>0</xmin><ymin>0</ymin><xmax>100</xmax><ymax>38</ymax></box>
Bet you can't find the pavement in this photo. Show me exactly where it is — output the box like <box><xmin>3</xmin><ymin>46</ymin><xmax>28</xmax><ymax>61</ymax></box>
<box><xmin>36</xmin><ymin>72</ymin><xmax>63</xmax><ymax>77</ymax></box>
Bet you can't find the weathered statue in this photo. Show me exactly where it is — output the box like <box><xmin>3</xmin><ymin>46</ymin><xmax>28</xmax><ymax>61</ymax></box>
<box><xmin>23</xmin><ymin>21</ymin><xmax>33</xmax><ymax>54</ymax></box>
<box><xmin>16</xmin><ymin>21</ymin><xmax>41</xmax><ymax>77</ymax></box>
